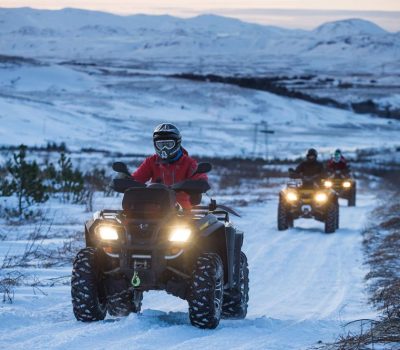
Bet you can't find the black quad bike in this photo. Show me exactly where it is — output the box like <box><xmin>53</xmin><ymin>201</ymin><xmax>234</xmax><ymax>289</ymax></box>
<box><xmin>71</xmin><ymin>162</ymin><xmax>249</xmax><ymax>329</ymax></box>
<box><xmin>322</xmin><ymin>170</ymin><xmax>356</xmax><ymax>207</ymax></box>
<box><xmin>277</xmin><ymin>169</ymin><xmax>339</xmax><ymax>234</ymax></box>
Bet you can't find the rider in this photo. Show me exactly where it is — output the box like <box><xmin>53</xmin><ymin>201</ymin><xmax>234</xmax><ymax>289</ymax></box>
<box><xmin>131</xmin><ymin>123</ymin><xmax>208</xmax><ymax>209</ymax></box>
<box><xmin>292</xmin><ymin>148</ymin><xmax>325</xmax><ymax>187</ymax></box>
<box><xmin>326</xmin><ymin>149</ymin><xmax>350</xmax><ymax>176</ymax></box>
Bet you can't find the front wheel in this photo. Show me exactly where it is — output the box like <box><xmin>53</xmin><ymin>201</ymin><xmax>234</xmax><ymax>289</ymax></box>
<box><xmin>277</xmin><ymin>197</ymin><xmax>291</xmax><ymax>231</ymax></box>
<box><xmin>71</xmin><ymin>248</ymin><xmax>107</xmax><ymax>322</ymax></box>
<box><xmin>222</xmin><ymin>252</ymin><xmax>249</xmax><ymax>319</ymax></box>
<box><xmin>325</xmin><ymin>201</ymin><xmax>338</xmax><ymax>234</ymax></box>
<box><xmin>188</xmin><ymin>253</ymin><xmax>224</xmax><ymax>329</ymax></box>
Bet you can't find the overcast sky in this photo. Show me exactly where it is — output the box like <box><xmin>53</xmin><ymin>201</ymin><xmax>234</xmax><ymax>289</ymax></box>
<box><xmin>1</xmin><ymin>0</ymin><xmax>399</xmax><ymax>31</ymax></box>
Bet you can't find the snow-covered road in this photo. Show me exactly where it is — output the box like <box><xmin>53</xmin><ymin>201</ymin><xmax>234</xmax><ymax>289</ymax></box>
<box><xmin>0</xmin><ymin>192</ymin><xmax>375</xmax><ymax>350</ymax></box>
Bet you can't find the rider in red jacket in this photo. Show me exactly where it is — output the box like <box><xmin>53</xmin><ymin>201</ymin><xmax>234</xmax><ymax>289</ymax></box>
<box><xmin>131</xmin><ymin>123</ymin><xmax>208</xmax><ymax>209</ymax></box>
<box><xmin>326</xmin><ymin>149</ymin><xmax>350</xmax><ymax>175</ymax></box>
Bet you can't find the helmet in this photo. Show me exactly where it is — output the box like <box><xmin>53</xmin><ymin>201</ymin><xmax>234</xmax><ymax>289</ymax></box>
<box><xmin>333</xmin><ymin>149</ymin><xmax>342</xmax><ymax>163</ymax></box>
<box><xmin>306</xmin><ymin>148</ymin><xmax>318</xmax><ymax>160</ymax></box>
<box><xmin>153</xmin><ymin>123</ymin><xmax>182</xmax><ymax>160</ymax></box>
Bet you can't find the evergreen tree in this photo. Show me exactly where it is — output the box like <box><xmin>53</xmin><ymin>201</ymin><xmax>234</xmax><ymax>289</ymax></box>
<box><xmin>56</xmin><ymin>153</ymin><xmax>84</xmax><ymax>202</ymax></box>
<box><xmin>1</xmin><ymin>145</ymin><xmax>49</xmax><ymax>216</ymax></box>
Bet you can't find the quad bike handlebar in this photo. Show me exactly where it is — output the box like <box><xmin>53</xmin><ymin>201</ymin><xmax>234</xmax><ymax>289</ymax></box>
<box><xmin>111</xmin><ymin>161</ymin><xmax>212</xmax><ymax>194</ymax></box>
<box><xmin>288</xmin><ymin>168</ymin><xmax>324</xmax><ymax>188</ymax></box>
<box><xmin>326</xmin><ymin>169</ymin><xmax>352</xmax><ymax>179</ymax></box>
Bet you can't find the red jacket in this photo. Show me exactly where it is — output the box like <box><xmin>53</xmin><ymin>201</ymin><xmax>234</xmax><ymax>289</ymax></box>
<box><xmin>327</xmin><ymin>156</ymin><xmax>348</xmax><ymax>172</ymax></box>
<box><xmin>131</xmin><ymin>149</ymin><xmax>208</xmax><ymax>209</ymax></box>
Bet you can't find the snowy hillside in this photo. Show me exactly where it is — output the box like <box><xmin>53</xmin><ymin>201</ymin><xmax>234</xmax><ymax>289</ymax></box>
<box><xmin>0</xmin><ymin>8</ymin><xmax>399</xmax><ymax>75</ymax></box>
<box><xmin>0</xmin><ymin>62</ymin><xmax>399</xmax><ymax>159</ymax></box>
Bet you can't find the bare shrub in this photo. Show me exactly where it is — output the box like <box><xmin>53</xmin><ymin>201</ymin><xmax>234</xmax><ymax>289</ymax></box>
<box><xmin>317</xmin><ymin>191</ymin><xmax>400</xmax><ymax>349</ymax></box>
<box><xmin>0</xmin><ymin>271</ymin><xmax>24</xmax><ymax>303</ymax></box>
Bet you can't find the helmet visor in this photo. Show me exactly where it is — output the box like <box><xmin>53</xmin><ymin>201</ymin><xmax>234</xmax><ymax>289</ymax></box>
<box><xmin>307</xmin><ymin>154</ymin><xmax>316</xmax><ymax>161</ymax></box>
<box><xmin>155</xmin><ymin>139</ymin><xmax>176</xmax><ymax>150</ymax></box>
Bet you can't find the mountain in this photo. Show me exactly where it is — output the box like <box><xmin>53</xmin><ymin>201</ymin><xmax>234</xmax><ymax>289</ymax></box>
<box><xmin>0</xmin><ymin>7</ymin><xmax>399</xmax><ymax>75</ymax></box>
<box><xmin>313</xmin><ymin>18</ymin><xmax>387</xmax><ymax>38</ymax></box>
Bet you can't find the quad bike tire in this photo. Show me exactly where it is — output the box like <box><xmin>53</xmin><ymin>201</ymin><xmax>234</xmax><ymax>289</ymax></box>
<box><xmin>71</xmin><ymin>248</ymin><xmax>107</xmax><ymax>322</ymax></box>
<box><xmin>222</xmin><ymin>251</ymin><xmax>249</xmax><ymax>319</ymax></box>
<box><xmin>335</xmin><ymin>204</ymin><xmax>340</xmax><ymax>230</ymax></box>
<box><xmin>278</xmin><ymin>197</ymin><xmax>292</xmax><ymax>231</ymax></box>
<box><xmin>188</xmin><ymin>253</ymin><xmax>224</xmax><ymax>329</ymax></box>
<box><xmin>348</xmin><ymin>183</ymin><xmax>356</xmax><ymax>207</ymax></box>
<box><xmin>325</xmin><ymin>201</ymin><xmax>338</xmax><ymax>234</ymax></box>
<box><xmin>107</xmin><ymin>288</ymin><xmax>143</xmax><ymax>317</ymax></box>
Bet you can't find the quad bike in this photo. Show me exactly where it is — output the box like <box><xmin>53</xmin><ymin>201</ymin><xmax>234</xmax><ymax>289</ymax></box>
<box><xmin>277</xmin><ymin>169</ymin><xmax>339</xmax><ymax>234</ymax></box>
<box><xmin>71</xmin><ymin>162</ymin><xmax>249</xmax><ymax>329</ymax></box>
<box><xmin>322</xmin><ymin>170</ymin><xmax>356</xmax><ymax>207</ymax></box>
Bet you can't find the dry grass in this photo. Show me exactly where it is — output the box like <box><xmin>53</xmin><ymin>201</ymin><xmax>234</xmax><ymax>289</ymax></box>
<box><xmin>0</xmin><ymin>218</ymin><xmax>83</xmax><ymax>302</ymax></box>
<box><xmin>316</xmin><ymin>189</ymin><xmax>400</xmax><ymax>349</ymax></box>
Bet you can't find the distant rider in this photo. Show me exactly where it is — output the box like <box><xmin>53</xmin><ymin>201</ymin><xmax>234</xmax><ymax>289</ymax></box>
<box><xmin>292</xmin><ymin>148</ymin><xmax>325</xmax><ymax>187</ymax></box>
<box><xmin>326</xmin><ymin>149</ymin><xmax>350</xmax><ymax>176</ymax></box>
<box><xmin>131</xmin><ymin>123</ymin><xmax>208</xmax><ymax>209</ymax></box>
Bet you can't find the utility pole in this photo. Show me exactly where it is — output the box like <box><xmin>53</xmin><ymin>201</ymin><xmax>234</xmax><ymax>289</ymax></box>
<box><xmin>259</xmin><ymin>121</ymin><xmax>275</xmax><ymax>162</ymax></box>
<box><xmin>252</xmin><ymin>123</ymin><xmax>259</xmax><ymax>157</ymax></box>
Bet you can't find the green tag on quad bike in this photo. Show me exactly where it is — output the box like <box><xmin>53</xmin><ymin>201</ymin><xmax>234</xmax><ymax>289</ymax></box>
<box><xmin>131</xmin><ymin>271</ymin><xmax>141</xmax><ymax>287</ymax></box>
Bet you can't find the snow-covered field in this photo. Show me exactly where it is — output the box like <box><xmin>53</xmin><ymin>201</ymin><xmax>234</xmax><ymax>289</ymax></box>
<box><xmin>1</xmin><ymin>62</ymin><xmax>400</xmax><ymax>159</ymax></box>
<box><xmin>0</xmin><ymin>187</ymin><xmax>376</xmax><ymax>350</ymax></box>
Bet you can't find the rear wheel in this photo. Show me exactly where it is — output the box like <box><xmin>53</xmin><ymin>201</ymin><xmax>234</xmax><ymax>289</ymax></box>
<box><xmin>222</xmin><ymin>252</ymin><xmax>249</xmax><ymax>319</ymax></box>
<box><xmin>325</xmin><ymin>201</ymin><xmax>338</xmax><ymax>234</ymax></box>
<box><xmin>277</xmin><ymin>197</ymin><xmax>291</xmax><ymax>231</ymax></box>
<box><xmin>335</xmin><ymin>204</ymin><xmax>340</xmax><ymax>229</ymax></box>
<box><xmin>107</xmin><ymin>288</ymin><xmax>143</xmax><ymax>317</ymax></box>
<box><xmin>348</xmin><ymin>183</ymin><xmax>356</xmax><ymax>207</ymax></box>
<box><xmin>71</xmin><ymin>248</ymin><xmax>107</xmax><ymax>322</ymax></box>
<box><xmin>188</xmin><ymin>253</ymin><xmax>224</xmax><ymax>329</ymax></box>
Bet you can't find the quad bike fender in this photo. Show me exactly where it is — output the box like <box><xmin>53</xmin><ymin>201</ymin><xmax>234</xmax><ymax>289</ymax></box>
<box><xmin>85</xmin><ymin>219</ymin><xmax>95</xmax><ymax>247</ymax></box>
<box><xmin>197</xmin><ymin>219</ymin><xmax>243</xmax><ymax>289</ymax></box>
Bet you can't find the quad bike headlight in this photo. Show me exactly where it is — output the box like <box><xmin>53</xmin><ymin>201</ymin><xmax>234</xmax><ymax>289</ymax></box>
<box><xmin>169</xmin><ymin>227</ymin><xmax>192</xmax><ymax>242</ymax></box>
<box><xmin>96</xmin><ymin>224</ymin><xmax>119</xmax><ymax>240</ymax></box>
<box><xmin>315</xmin><ymin>192</ymin><xmax>328</xmax><ymax>203</ymax></box>
<box><xmin>324</xmin><ymin>180</ymin><xmax>333</xmax><ymax>188</ymax></box>
<box><xmin>342</xmin><ymin>181</ymin><xmax>351</xmax><ymax>188</ymax></box>
<box><xmin>286</xmin><ymin>191</ymin><xmax>298</xmax><ymax>202</ymax></box>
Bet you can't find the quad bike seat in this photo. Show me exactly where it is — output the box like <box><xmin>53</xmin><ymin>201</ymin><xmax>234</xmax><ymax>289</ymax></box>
<box><xmin>122</xmin><ymin>186</ymin><xmax>176</xmax><ymax>219</ymax></box>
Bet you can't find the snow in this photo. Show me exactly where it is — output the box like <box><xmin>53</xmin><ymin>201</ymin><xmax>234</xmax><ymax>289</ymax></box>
<box><xmin>375</xmin><ymin>94</ymin><xmax>400</xmax><ymax>110</ymax></box>
<box><xmin>0</xmin><ymin>8</ymin><xmax>399</xmax><ymax>76</ymax></box>
<box><xmin>0</xmin><ymin>65</ymin><xmax>96</xmax><ymax>92</ymax></box>
<box><xmin>0</xmin><ymin>64</ymin><xmax>399</xmax><ymax>159</ymax></box>
<box><xmin>0</xmin><ymin>6</ymin><xmax>396</xmax><ymax>349</ymax></box>
<box><xmin>0</xmin><ymin>190</ymin><xmax>376</xmax><ymax>350</ymax></box>
<box><xmin>313</xmin><ymin>18</ymin><xmax>388</xmax><ymax>38</ymax></box>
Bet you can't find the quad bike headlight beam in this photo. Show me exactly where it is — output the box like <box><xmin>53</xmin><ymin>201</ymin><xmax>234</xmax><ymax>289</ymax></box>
<box><xmin>169</xmin><ymin>227</ymin><xmax>192</xmax><ymax>242</ymax></box>
<box><xmin>97</xmin><ymin>225</ymin><xmax>119</xmax><ymax>240</ymax></box>
<box><xmin>315</xmin><ymin>192</ymin><xmax>328</xmax><ymax>203</ymax></box>
<box><xmin>324</xmin><ymin>180</ymin><xmax>333</xmax><ymax>188</ymax></box>
<box><xmin>342</xmin><ymin>181</ymin><xmax>351</xmax><ymax>188</ymax></box>
<box><xmin>286</xmin><ymin>191</ymin><xmax>298</xmax><ymax>202</ymax></box>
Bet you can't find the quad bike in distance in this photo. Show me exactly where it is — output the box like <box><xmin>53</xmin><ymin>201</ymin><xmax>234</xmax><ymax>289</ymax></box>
<box><xmin>277</xmin><ymin>169</ymin><xmax>339</xmax><ymax>234</ymax></box>
<box><xmin>322</xmin><ymin>170</ymin><xmax>356</xmax><ymax>207</ymax></box>
<box><xmin>71</xmin><ymin>161</ymin><xmax>249</xmax><ymax>329</ymax></box>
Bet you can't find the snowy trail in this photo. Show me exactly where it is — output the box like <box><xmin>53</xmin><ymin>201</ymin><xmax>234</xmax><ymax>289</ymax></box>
<box><xmin>0</xmin><ymin>193</ymin><xmax>375</xmax><ymax>350</ymax></box>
